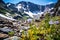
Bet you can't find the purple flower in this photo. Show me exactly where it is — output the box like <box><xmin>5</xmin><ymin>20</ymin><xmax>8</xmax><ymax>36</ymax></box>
<box><xmin>49</xmin><ymin>20</ymin><xmax>54</xmax><ymax>24</ymax></box>
<box><xmin>54</xmin><ymin>21</ymin><xmax>59</xmax><ymax>24</ymax></box>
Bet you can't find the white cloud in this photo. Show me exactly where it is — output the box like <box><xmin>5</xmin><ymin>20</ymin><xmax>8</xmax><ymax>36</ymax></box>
<box><xmin>48</xmin><ymin>2</ymin><xmax>54</xmax><ymax>4</ymax></box>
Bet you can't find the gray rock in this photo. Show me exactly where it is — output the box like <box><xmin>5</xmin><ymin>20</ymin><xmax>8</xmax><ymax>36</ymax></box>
<box><xmin>27</xmin><ymin>18</ymin><xmax>32</xmax><ymax>23</ymax></box>
<box><xmin>4</xmin><ymin>36</ymin><xmax>19</xmax><ymax>40</ymax></box>
<box><xmin>20</xmin><ymin>26</ymin><xmax>30</xmax><ymax>30</ymax></box>
<box><xmin>0</xmin><ymin>33</ymin><xmax>8</xmax><ymax>38</ymax></box>
<box><xmin>0</xmin><ymin>27</ymin><xmax>12</xmax><ymax>33</ymax></box>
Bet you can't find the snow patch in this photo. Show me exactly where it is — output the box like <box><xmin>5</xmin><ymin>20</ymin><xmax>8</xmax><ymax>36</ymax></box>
<box><xmin>7</xmin><ymin>3</ymin><xmax>11</xmax><ymax>7</ymax></box>
<box><xmin>24</xmin><ymin>11</ymin><xmax>33</xmax><ymax>18</ymax></box>
<box><xmin>16</xmin><ymin>4</ymin><xmax>22</xmax><ymax>11</ymax></box>
<box><xmin>0</xmin><ymin>14</ymin><xmax>16</xmax><ymax>21</ymax></box>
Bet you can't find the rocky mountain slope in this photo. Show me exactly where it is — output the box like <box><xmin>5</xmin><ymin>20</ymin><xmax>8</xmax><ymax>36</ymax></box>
<box><xmin>0</xmin><ymin>0</ymin><xmax>56</xmax><ymax>20</ymax></box>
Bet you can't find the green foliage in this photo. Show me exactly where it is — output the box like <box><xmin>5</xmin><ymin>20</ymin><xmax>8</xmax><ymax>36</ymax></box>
<box><xmin>8</xmin><ymin>31</ymin><xmax>14</xmax><ymax>36</ymax></box>
<box><xmin>20</xmin><ymin>13</ymin><xmax>60</xmax><ymax>40</ymax></box>
<box><xmin>0</xmin><ymin>8</ymin><xmax>9</xmax><ymax>15</ymax></box>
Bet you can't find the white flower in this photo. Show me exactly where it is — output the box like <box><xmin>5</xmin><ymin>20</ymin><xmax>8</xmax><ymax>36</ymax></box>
<box><xmin>49</xmin><ymin>20</ymin><xmax>54</xmax><ymax>24</ymax></box>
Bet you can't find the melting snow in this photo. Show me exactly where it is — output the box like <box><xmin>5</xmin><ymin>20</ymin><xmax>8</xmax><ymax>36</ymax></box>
<box><xmin>24</xmin><ymin>11</ymin><xmax>33</xmax><ymax>18</ymax></box>
<box><xmin>0</xmin><ymin>14</ymin><xmax>16</xmax><ymax>21</ymax></box>
<box><xmin>24</xmin><ymin>11</ymin><xmax>44</xmax><ymax>18</ymax></box>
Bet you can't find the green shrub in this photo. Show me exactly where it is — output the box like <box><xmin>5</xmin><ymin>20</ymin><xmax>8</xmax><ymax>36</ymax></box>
<box><xmin>8</xmin><ymin>31</ymin><xmax>14</xmax><ymax>36</ymax></box>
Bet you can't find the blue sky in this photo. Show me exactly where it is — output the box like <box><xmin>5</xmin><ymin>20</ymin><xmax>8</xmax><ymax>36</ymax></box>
<box><xmin>3</xmin><ymin>0</ymin><xmax>58</xmax><ymax>5</ymax></box>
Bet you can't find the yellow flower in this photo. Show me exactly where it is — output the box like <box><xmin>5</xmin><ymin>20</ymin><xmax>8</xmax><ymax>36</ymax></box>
<box><xmin>31</xmin><ymin>37</ymin><xmax>35</xmax><ymax>40</ymax></box>
<box><xmin>28</xmin><ymin>30</ymin><xmax>33</xmax><ymax>37</ymax></box>
<box><xmin>47</xmin><ymin>28</ymin><xmax>51</xmax><ymax>33</ymax></box>
<box><xmin>40</xmin><ymin>30</ymin><xmax>47</xmax><ymax>34</ymax></box>
<box><xmin>21</xmin><ymin>34</ymin><xmax>25</xmax><ymax>38</ymax></box>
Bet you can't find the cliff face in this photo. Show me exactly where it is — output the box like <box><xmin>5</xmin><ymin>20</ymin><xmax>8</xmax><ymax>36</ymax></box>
<box><xmin>0</xmin><ymin>16</ymin><xmax>15</xmax><ymax>27</ymax></box>
<box><xmin>55</xmin><ymin>0</ymin><xmax>60</xmax><ymax>8</ymax></box>
<box><xmin>0</xmin><ymin>0</ymin><xmax>6</xmax><ymax>7</ymax></box>
<box><xmin>54</xmin><ymin>0</ymin><xmax>60</xmax><ymax>16</ymax></box>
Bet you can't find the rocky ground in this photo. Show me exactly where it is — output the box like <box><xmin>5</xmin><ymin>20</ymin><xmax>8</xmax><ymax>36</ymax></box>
<box><xmin>0</xmin><ymin>16</ymin><xmax>31</xmax><ymax>40</ymax></box>
<box><xmin>0</xmin><ymin>13</ymin><xmax>60</xmax><ymax>40</ymax></box>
